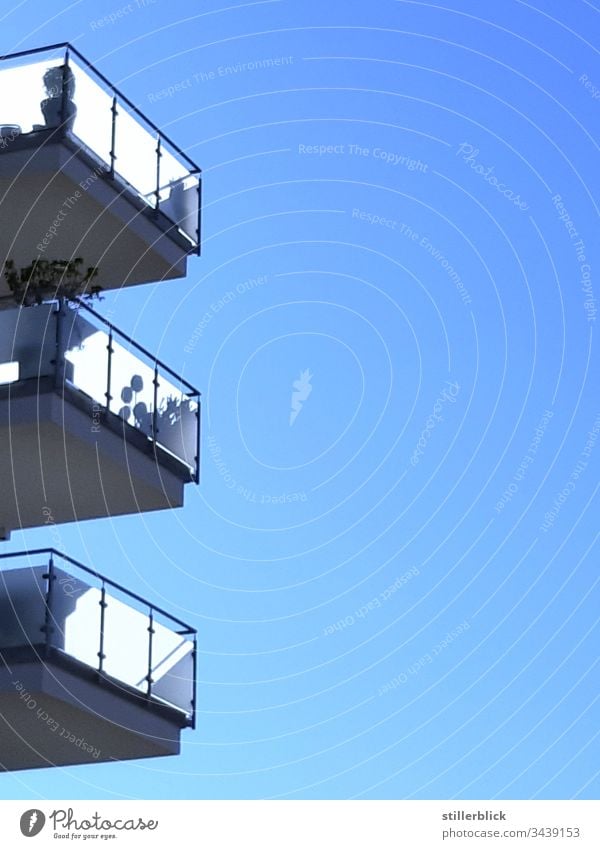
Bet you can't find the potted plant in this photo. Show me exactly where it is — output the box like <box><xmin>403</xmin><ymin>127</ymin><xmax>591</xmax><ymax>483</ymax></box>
<box><xmin>40</xmin><ymin>65</ymin><xmax>77</xmax><ymax>131</ymax></box>
<box><xmin>4</xmin><ymin>258</ymin><xmax>100</xmax><ymax>307</ymax></box>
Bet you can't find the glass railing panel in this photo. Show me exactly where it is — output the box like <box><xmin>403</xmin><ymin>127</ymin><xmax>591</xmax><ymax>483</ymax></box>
<box><xmin>57</xmin><ymin>306</ymin><xmax>199</xmax><ymax>472</ymax></box>
<box><xmin>159</xmin><ymin>174</ymin><xmax>200</xmax><ymax>244</ymax></box>
<box><xmin>106</xmin><ymin>327</ymin><xmax>199</xmax><ymax>470</ymax></box>
<box><xmin>159</xmin><ymin>145</ymin><xmax>199</xmax><ymax>242</ymax></box>
<box><xmin>0</xmin><ymin>55</ymin><xmax>61</xmax><ymax>136</ymax></box>
<box><xmin>160</xmin><ymin>146</ymin><xmax>188</xmax><ymax>188</ymax></box>
<box><xmin>151</xmin><ymin>623</ymin><xmax>194</xmax><ymax>716</ymax></box>
<box><xmin>0</xmin><ymin>566</ymin><xmax>47</xmax><ymax>648</ymax></box>
<box><xmin>50</xmin><ymin>567</ymin><xmax>101</xmax><ymax>668</ymax></box>
<box><xmin>114</xmin><ymin>101</ymin><xmax>158</xmax><ymax>200</ymax></box>
<box><xmin>0</xmin><ymin>553</ymin><xmax>196</xmax><ymax>720</ymax></box>
<box><xmin>108</xmin><ymin>336</ymin><xmax>155</xmax><ymax>438</ymax></box>
<box><xmin>154</xmin><ymin>372</ymin><xmax>198</xmax><ymax>472</ymax></box>
<box><xmin>61</xmin><ymin>311</ymin><xmax>109</xmax><ymax>405</ymax></box>
<box><xmin>69</xmin><ymin>58</ymin><xmax>114</xmax><ymax>169</ymax></box>
<box><xmin>46</xmin><ymin>565</ymin><xmax>192</xmax><ymax>709</ymax></box>
<box><xmin>102</xmin><ymin>590</ymin><xmax>151</xmax><ymax>694</ymax></box>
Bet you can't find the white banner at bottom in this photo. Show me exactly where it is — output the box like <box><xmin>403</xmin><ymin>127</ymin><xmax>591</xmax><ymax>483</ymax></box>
<box><xmin>0</xmin><ymin>800</ymin><xmax>598</xmax><ymax>847</ymax></box>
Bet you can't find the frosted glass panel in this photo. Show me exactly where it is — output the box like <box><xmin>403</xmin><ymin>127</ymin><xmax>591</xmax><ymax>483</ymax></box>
<box><xmin>62</xmin><ymin>313</ymin><xmax>108</xmax><ymax>404</ymax></box>
<box><xmin>70</xmin><ymin>58</ymin><xmax>113</xmax><ymax>167</ymax></box>
<box><xmin>102</xmin><ymin>591</ymin><xmax>195</xmax><ymax>714</ymax></box>
<box><xmin>160</xmin><ymin>147</ymin><xmax>188</xmax><ymax>187</ymax></box>
<box><xmin>115</xmin><ymin>103</ymin><xmax>158</xmax><ymax>198</ymax></box>
<box><xmin>58</xmin><ymin>307</ymin><xmax>199</xmax><ymax>474</ymax></box>
<box><xmin>0</xmin><ymin>58</ymin><xmax>51</xmax><ymax>134</ymax></box>
<box><xmin>103</xmin><ymin>592</ymin><xmax>150</xmax><ymax>693</ymax></box>
<box><xmin>159</xmin><ymin>175</ymin><xmax>199</xmax><ymax>242</ymax></box>
<box><xmin>155</xmin><ymin>384</ymin><xmax>198</xmax><ymax>472</ymax></box>
<box><xmin>152</xmin><ymin>639</ymin><xmax>194</xmax><ymax>715</ymax></box>
<box><xmin>109</xmin><ymin>339</ymin><xmax>156</xmax><ymax>438</ymax></box>
<box><xmin>51</xmin><ymin>570</ymin><xmax>102</xmax><ymax>669</ymax></box>
<box><xmin>0</xmin><ymin>567</ymin><xmax>47</xmax><ymax>648</ymax></box>
<box><xmin>0</xmin><ymin>558</ymin><xmax>195</xmax><ymax>719</ymax></box>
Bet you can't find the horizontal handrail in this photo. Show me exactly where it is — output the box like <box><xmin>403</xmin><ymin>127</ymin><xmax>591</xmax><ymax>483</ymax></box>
<box><xmin>72</xmin><ymin>300</ymin><xmax>200</xmax><ymax>398</ymax></box>
<box><xmin>0</xmin><ymin>42</ymin><xmax>200</xmax><ymax>175</ymax></box>
<box><xmin>0</xmin><ymin>547</ymin><xmax>196</xmax><ymax>635</ymax></box>
<box><xmin>0</xmin><ymin>43</ymin><xmax>201</xmax><ymax>251</ymax></box>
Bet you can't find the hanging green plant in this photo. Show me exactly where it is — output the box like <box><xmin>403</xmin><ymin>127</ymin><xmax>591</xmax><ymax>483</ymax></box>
<box><xmin>4</xmin><ymin>258</ymin><xmax>101</xmax><ymax>306</ymax></box>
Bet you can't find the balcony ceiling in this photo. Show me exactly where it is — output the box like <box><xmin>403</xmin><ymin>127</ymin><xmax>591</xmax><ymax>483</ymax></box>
<box><xmin>0</xmin><ymin>388</ymin><xmax>185</xmax><ymax>538</ymax></box>
<box><xmin>0</xmin><ymin>138</ymin><xmax>191</xmax><ymax>307</ymax></box>
<box><xmin>0</xmin><ymin>654</ymin><xmax>184</xmax><ymax>771</ymax></box>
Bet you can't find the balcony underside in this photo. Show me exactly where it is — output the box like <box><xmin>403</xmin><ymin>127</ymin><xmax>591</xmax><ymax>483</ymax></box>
<box><xmin>0</xmin><ymin>649</ymin><xmax>185</xmax><ymax>771</ymax></box>
<box><xmin>0</xmin><ymin>382</ymin><xmax>186</xmax><ymax>538</ymax></box>
<box><xmin>0</xmin><ymin>133</ymin><xmax>192</xmax><ymax>307</ymax></box>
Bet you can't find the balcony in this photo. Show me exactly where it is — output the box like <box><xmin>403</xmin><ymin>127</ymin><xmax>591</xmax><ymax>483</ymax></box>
<box><xmin>0</xmin><ymin>301</ymin><xmax>200</xmax><ymax>539</ymax></box>
<box><xmin>0</xmin><ymin>43</ymin><xmax>201</xmax><ymax>306</ymax></box>
<box><xmin>0</xmin><ymin>549</ymin><xmax>196</xmax><ymax>771</ymax></box>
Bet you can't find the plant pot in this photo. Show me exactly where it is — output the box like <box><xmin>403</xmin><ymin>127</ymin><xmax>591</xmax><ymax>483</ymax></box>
<box><xmin>40</xmin><ymin>97</ymin><xmax>77</xmax><ymax>132</ymax></box>
<box><xmin>0</xmin><ymin>125</ymin><xmax>20</xmax><ymax>139</ymax></box>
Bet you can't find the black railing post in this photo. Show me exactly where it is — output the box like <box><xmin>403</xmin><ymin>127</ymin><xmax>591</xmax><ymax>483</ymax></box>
<box><xmin>60</xmin><ymin>48</ymin><xmax>70</xmax><ymax>131</ymax></box>
<box><xmin>146</xmin><ymin>609</ymin><xmax>155</xmax><ymax>698</ymax></box>
<box><xmin>98</xmin><ymin>583</ymin><xmax>107</xmax><ymax>673</ymax></box>
<box><xmin>105</xmin><ymin>328</ymin><xmax>113</xmax><ymax>414</ymax></box>
<box><xmin>155</xmin><ymin>135</ymin><xmax>162</xmax><ymax>211</ymax></box>
<box><xmin>42</xmin><ymin>553</ymin><xmax>56</xmax><ymax>650</ymax></box>
<box><xmin>196</xmin><ymin>177</ymin><xmax>202</xmax><ymax>254</ymax></box>
<box><xmin>152</xmin><ymin>364</ymin><xmax>159</xmax><ymax>442</ymax></box>
<box><xmin>53</xmin><ymin>302</ymin><xmax>62</xmax><ymax>392</ymax></box>
<box><xmin>191</xmin><ymin>635</ymin><xmax>198</xmax><ymax>729</ymax></box>
<box><xmin>194</xmin><ymin>400</ymin><xmax>201</xmax><ymax>485</ymax></box>
<box><xmin>110</xmin><ymin>96</ymin><xmax>117</xmax><ymax>177</ymax></box>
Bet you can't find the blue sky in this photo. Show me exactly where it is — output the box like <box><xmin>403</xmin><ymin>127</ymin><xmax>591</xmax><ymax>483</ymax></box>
<box><xmin>1</xmin><ymin>0</ymin><xmax>599</xmax><ymax>799</ymax></box>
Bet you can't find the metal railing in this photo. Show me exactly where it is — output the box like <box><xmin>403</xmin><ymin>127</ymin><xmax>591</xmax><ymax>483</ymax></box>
<box><xmin>0</xmin><ymin>549</ymin><xmax>197</xmax><ymax>726</ymax></box>
<box><xmin>0</xmin><ymin>301</ymin><xmax>200</xmax><ymax>480</ymax></box>
<box><xmin>58</xmin><ymin>300</ymin><xmax>201</xmax><ymax>482</ymax></box>
<box><xmin>0</xmin><ymin>43</ymin><xmax>201</xmax><ymax>249</ymax></box>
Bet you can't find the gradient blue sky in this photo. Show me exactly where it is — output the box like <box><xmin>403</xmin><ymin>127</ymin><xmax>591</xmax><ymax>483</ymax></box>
<box><xmin>1</xmin><ymin>0</ymin><xmax>599</xmax><ymax>800</ymax></box>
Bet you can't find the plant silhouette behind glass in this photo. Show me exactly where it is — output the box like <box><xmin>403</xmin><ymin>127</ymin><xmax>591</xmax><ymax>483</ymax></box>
<box><xmin>40</xmin><ymin>65</ymin><xmax>77</xmax><ymax>131</ymax></box>
<box><xmin>118</xmin><ymin>373</ymin><xmax>196</xmax><ymax>462</ymax></box>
